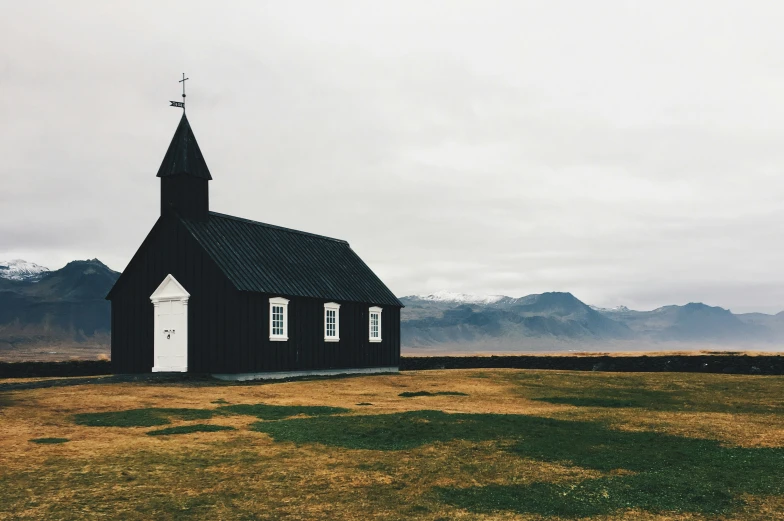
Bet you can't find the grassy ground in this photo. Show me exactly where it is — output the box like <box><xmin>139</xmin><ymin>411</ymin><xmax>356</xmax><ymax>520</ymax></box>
<box><xmin>1</xmin><ymin>370</ymin><xmax>784</xmax><ymax>520</ymax></box>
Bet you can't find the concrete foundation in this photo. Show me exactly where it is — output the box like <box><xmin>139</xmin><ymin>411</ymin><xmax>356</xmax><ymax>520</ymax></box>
<box><xmin>212</xmin><ymin>366</ymin><xmax>399</xmax><ymax>381</ymax></box>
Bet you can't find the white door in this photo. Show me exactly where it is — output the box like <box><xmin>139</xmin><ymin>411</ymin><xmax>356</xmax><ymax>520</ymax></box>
<box><xmin>153</xmin><ymin>299</ymin><xmax>187</xmax><ymax>372</ymax></box>
<box><xmin>150</xmin><ymin>274</ymin><xmax>190</xmax><ymax>373</ymax></box>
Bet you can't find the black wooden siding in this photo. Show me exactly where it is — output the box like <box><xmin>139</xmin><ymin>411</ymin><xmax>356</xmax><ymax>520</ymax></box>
<box><xmin>161</xmin><ymin>176</ymin><xmax>209</xmax><ymax>220</ymax></box>
<box><xmin>229</xmin><ymin>293</ymin><xmax>400</xmax><ymax>374</ymax></box>
<box><xmin>109</xmin><ymin>216</ymin><xmax>235</xmax><ymax>374</ymax></box>
<box><xmin>110</xmin><ymin>216</ymin><xmax>400</xmax><ymax>374</ymax></box>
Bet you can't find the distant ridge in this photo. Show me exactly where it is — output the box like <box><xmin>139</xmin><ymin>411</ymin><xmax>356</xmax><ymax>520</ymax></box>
<box><xmin>400</xmin><ymin>291</ymin><xmax>784</xmax><ymax>351</ymax></box>
<box><xmin>412</xmin><ymin>290</ymin><xmax>506</xmax><ymax>305</ymax></box>
<box><xmin>589</xmin><ymin>305</ymin><xmax>631</xmax><ymax>313</ymax></box>
<box><xmin>0</xmin><ymin>259</ymin><xmax>119</xmax><ymax>356</ymax></box>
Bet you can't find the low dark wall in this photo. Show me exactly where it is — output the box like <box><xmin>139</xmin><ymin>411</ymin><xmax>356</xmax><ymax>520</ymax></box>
<box><xmin>0</xmin><ymin>360</ymin><xmax>112</xmax><ymax>378</ymax></box>
<box><xmin>3</xmin><ymin>354</ymin><xmax>784</xmax><ymax>378</ymax></box>
<box><xmin>400</xmin><ymin>354</ymin><xmax>784</xmax><ymax>375</ymax></box>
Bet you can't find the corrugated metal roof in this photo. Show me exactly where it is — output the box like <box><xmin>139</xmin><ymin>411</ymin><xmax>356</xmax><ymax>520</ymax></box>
<box><xmin>156</xmin><ymin>114</ymin><xmax>212</xmax><ymax>180</ymax></box>
<box><xmin>179</xmin><ymin>212</ymin><xmax>403</xmax><ymax>307</ymax></box>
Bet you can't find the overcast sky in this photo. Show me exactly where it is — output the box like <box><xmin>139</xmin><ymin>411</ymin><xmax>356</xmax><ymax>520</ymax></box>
<box><xmin>3</xmin><ymin>1</ymin><xmax>784</xmax><ymax>313</ymax></box>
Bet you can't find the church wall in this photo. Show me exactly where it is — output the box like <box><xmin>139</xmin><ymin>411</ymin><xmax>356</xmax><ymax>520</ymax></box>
<box><xmin>231</xmin><ymin>292</ymin><xmax>400</xmax><ymax>373</ymax></box>
<box><xmin>109</xmin><ymin>216</ymin><xmax>239</xmax><ymax>374</ymax></box>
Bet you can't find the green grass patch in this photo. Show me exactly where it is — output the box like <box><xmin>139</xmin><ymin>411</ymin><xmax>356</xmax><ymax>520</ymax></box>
<box><xmin>533</xmin><ymin>394</ymin><xmax>672</xmax><ymax>409</ymax></box>
<box><xmin>398</xmin><ymin>391</ymin><xmax>468</xmax><ymax>397</ymax></box>
<box><xmin>356</xmin><ymin>402</ymin><xmax>373</xmax><ymax>406</ymax></box>
<box><xmin>210</xmin><ymin>398</ymin><xmax>229</xmax><ymax>404</ymax></box>
<box><xmin>218</xmin><ymin>403</ymin><xmax>349</xmax><ymax>420</ymax></box>
<box><xmin>252</xmin><ymin>410</ymin><xmax>531</xmax><ymax>451</ymax></box>
<box><xmin>147</xmin><ymin>424</ymin><xmax>236</xmax><ymax>436</ymax></box>
<box><xmin>29</xmin><ymin>437</ymin><xmax>69</xmax><ymax>444</ymax></box>
<box><xmin>510</xmin><ymin>372</ymin><xmax>784</xmax><ymax>414</ymax></box>
<box><xmin>73</xmin><ymin>407</ymin><xmax>215</xmax><ymax>427</ymax></box>
<box><xmin>251</xmin><ymin>410</ymin><xmax>784</xmax><ymax>516</ymax></box>
<box><xmin>532</xmin><ymin>388</ymin><xmax>784</xmax><ymax>413</ymax></box>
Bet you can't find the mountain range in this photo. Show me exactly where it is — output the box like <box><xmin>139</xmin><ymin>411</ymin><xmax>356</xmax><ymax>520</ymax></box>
<box><xmin>400</xmin><ymin>292</ymin><xmax>784</xmax><ymax>352</ymax></box>
<box><xmin>0</xmin><ymin>259</ymin><xmax>118</xmax><ymax>358</ymax></box>
<box><xmin>1</xmin><ymin>259</ymin><xmax>782</xmax><ymax>359</ymax></box>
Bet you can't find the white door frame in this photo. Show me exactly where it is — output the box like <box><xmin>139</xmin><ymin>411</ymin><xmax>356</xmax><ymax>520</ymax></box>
<box><xmin>150</xmin><ymin>274</ymin><xmax>190</xmax><ymax>372</ymax></box>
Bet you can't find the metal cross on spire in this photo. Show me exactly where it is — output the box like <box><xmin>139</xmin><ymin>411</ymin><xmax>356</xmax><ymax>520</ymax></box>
<box><xmin>169</xmin><ymin>73</ymin><xmax>189</xmax><ymax>111</ymax></box>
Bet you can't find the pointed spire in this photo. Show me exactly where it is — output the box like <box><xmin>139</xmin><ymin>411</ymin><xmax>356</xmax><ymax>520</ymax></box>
<box><xmin>156</xmin><ymin>114</ymin><xmax>212</xmax><ymax>180</ymax></box>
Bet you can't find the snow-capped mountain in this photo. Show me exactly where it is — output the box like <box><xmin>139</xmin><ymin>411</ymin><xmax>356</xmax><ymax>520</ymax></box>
<box><xmin>589</xmin><ymin>305</ymin><xmax>631</xmax><ymax>313</ymax></box>
<box><xmin>410</xmin><ymin>290</ymin><xmax>506</xmax><ymax>305</ymax></box>
<box><xmin>0</xmin><ymin>259</ymin><xmax>119</xmax><ymax>353</ymax></box>
<box><xmin>0</xmin><ymin>259</ymin><xmax>50</xmax><ymax>282</ymax></box>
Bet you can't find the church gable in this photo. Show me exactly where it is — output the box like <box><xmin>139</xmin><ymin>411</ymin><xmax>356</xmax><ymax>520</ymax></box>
<box><xmin>106</xmin><ymin>216</ymin><xmax>226</xmax><ymax>301</ymax></box>
<box><xmin>150</xmin><ymin>274</ymin><xmax>190</xmax><ymax>302</ymax></box>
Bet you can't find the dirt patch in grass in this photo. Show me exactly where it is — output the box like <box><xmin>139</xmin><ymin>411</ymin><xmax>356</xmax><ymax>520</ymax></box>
<box><xmin>398</xmin><ymin>391</ymin><xmax>468</xmax><ymax>397</ymax></box>
<box><xmin>29</xmin><ymin>438</ymin><xmax>68</xmax><ymax>444</ymax></box>
<box><xmin>147</xmin><ymin>424</ymin><xmax>236</xmax><ymax>436</ymax></box>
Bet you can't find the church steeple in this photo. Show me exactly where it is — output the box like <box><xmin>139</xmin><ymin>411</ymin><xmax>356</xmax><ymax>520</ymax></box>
<box><xmin>158</xmin><ymin>114</ymin><xmax>211</xmax><ymax>220</ymax></box>
<box><xmin>157</xmin><ymin>114</ymin><xmax>212</xmax><ymax>180</ymax></box>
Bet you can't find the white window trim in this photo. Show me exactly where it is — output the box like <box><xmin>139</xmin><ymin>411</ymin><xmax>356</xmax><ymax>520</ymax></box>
<box><xmin>324</xmin><ymin>302</ymin><xmax>341</xmax><ymax>342</ymax></box>
<box><xmin>369</xmin><ymin>306</ymin><xmax>382</xmax><ymax>343</ymax></box>
<box><xmin>269</xmin><ymin>297</ymin><xmax>289</xmax><ymax>341</ymax></box>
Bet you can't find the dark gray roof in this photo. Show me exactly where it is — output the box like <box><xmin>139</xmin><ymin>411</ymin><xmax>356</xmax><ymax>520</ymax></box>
<box><xmin>156</xmin><ymin>114</ymin><xmax>212</xmax><ymax>180</ymax></box>
<box><xmin>179</xmin><ymin>212</ymin><xmax>402</xmax><ymax>307</ymax></box>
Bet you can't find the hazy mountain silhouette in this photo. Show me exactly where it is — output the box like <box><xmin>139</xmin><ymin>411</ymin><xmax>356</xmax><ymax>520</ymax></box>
<box><xmin>400</xmin><ymin>293</ymin><xmax>780</xmax><ymax>350</ymax></box>
<box><xmin>0</xmin><ymin>259</ymin><xmax>118</xmax><ymax>350</ymax></box>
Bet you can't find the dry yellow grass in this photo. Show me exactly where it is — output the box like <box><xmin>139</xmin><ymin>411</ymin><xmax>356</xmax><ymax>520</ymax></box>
<box><xmin>1</xmin><ymin>369</ymin><xmax>783</xmax><ymax>520</ymax></box>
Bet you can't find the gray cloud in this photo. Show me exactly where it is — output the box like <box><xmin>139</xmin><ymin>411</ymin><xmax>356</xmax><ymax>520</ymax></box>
<box><xmin>2</xmin><ymin>1</ymin><xmax>784</xmax><ymax>313</ymax></box>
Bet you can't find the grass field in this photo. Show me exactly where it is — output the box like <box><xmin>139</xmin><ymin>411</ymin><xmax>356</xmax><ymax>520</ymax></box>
<box><xmin>2</xmin><ymin>369</ymin><xmax>784</xmax><ymax>520</ymax></box>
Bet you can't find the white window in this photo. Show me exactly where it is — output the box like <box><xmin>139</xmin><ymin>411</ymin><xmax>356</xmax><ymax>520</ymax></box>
<box><xmin>324</xmin><ymin>302</ymin><xmax>340</xmax><ymax>342</ymax></box>
<box><xmin>269</xmin><ymin>297</ymin><xmax>289</xmax><ymax>341</ymax></box>
<box><xmin>369</xmin><ymin>306</ymin><xmax>382</xmax><ymax>342</ymax></box>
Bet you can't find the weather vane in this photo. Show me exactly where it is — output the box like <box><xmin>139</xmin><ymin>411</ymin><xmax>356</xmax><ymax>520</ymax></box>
<box><xmin>169</xmin><ymin>73</ymin><xmax>188</xmax><ymax>111</ymax></box>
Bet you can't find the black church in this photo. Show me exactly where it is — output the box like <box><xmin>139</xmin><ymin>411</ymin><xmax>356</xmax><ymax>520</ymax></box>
<box><xmin>107</xmin><ymin>114</ymin><xmax>402</xmax><ymax>379</ymax></box>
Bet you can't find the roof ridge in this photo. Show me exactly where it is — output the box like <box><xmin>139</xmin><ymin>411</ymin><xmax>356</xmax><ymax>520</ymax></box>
<box><xmin>207</xmin><ymin>212</ymin><xmax>349</xmax><ymax>244</ymax></box>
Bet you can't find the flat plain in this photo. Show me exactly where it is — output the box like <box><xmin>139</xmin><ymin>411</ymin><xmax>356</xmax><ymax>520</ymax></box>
<box><xmin>2</xmin><ymin>369</ymin><xmax>783</xmax><ymax>520</ymax></box>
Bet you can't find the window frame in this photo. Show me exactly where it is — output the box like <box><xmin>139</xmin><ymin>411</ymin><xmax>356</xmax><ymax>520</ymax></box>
<box><xmin>369</xmin><ymin>306</ymin><xmax>382</xmax><ymax>343</ymax></box>
<box><xmin>324</xmin><ymin>302</ymin><xmax>341</xmax><ymax>342</ymax></box>
<box><xmin>269</xmin><ymin>297</ymin><xmax>289</xmax><ymax>341</ymax></box>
